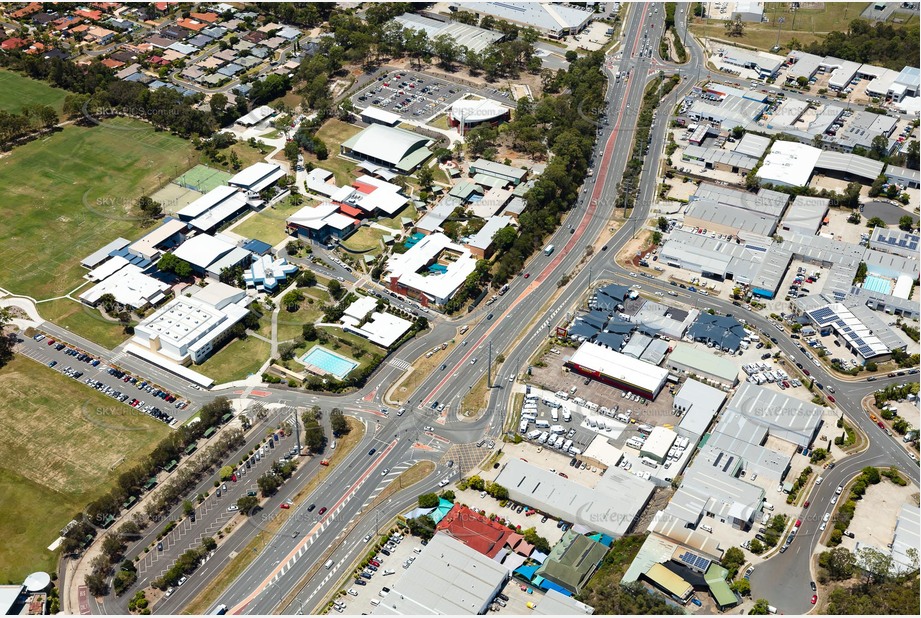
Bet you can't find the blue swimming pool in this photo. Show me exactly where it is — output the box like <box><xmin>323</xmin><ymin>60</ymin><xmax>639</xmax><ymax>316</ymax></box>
<box><xmin>863</xmin><ymin>274</ymin><xmax>892</xmax><ymax>295</ymax></box>
<box><xmin>301</xmin><ymin>346</ymin><xmax>358</xmax><ymax>380</ymax></box>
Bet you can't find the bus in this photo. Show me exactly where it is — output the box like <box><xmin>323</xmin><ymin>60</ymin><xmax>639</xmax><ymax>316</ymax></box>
<box><xmin>544</xmin><ymin>244</ymin><xmax>555</xmax><ymax>256</ymax></box>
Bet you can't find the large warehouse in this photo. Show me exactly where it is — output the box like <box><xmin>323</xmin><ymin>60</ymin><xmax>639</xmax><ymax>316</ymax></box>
<box><xmin>372</xmin><ymin>533</ymin><xmax>507</xmax><ymax>615</ymax></box>
<box><xmin>394</xmin><ymin>12</ymin><xmax>504</xmax><ymax>55</ymax></box>
<box><xmin>494</xmin><ymin>458</ymin><xmax>655</xmax><ymax>538</ymax></box>
<box><xmin>341</xmin><ymin>124</ymin><xmax>433</xmax><ymax>173</ymax></box>
<box><xmin>453</xmin><ymin>2</ymin><xmax>595</xmax><ymax>38</ymax></box>
<box><xmin>727</xmin><ymin>382</ymin><xmax>824</xmax><ymax>448</ymax></box>
<box><xmin>667</xmin><ymin>343</ymin><xmax>739</xmax><ymax>388</ymax></box>
<box><xmin>565</xmin><ymin>341</ymin><xmax>669</xmax><ymax>399</ymax></box>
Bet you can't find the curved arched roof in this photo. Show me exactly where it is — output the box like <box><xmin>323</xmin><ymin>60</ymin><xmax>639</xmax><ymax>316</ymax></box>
<box><xmin>342</xmin><ymin>125</ymin><xmax>429</xmax><ymax>166</ymax></box>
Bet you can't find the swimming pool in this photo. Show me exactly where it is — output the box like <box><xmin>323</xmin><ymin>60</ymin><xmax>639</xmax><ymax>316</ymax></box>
<box><xmin>863</xmin><ymin>274</ymin><xmax>893</xmax><ymax>295</ymax></box>
<box><xmin>300</xmin><ymin>346</ymin><xmax>358</xmax><ymax>380</ymax></box>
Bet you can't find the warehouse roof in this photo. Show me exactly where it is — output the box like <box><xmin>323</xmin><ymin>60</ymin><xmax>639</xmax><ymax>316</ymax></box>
<box><xmin>683</xmin><ymin>144</ymin><xmax>759</xmax><ymax>171</ymax></box>
<box><xmin>568</xmin><ymin>341</ymin><xmax>669</xmax><ymax>393</ymax></box>
<box><xmin>675</xmin><ymin>379</ymin><xmax>726</xmax><ymax>438</ymax></box>
<box><xmin>450</xmin><ymin>97</ymin><xmax>510</xmax><ymax>124</ymax></box>
<box><xmin>816</xmin><ymin>150</ymin><xmax>885</xmax><ymax>181</ymax></box>
<box><xmin>536</xmin><ymin>531</ymin><xmax>609</xmax><ymax>594</ymax></box>
<box><xmin>642</xmin><ymin>426</ymin><xmax>677</xmax><ymax>460</ymax></box>
<box><xmin>757</xmin><ymin>141</ymin><xmax>821</xmax><ymax>187</ymax></box>
<box><xmin>692</xmin><ymin>183</ymin><xmax>788</xmax><ymax>219</ymax></box>
<box><xmin>685</xmin><ymin>199</ymin><xmax>777</xmax><ymax>236</ymax></box>
<box><xmin>645</xmin><ymin>564</ymin><xmax>693</xmax><ymax>600</ymax></box>
<box><xmin>733</xmin><ymin>132</ymin><xmax>770</xmax><ymax>158</ymax></box>
<box><xmin>372</xmin><ymin>533</ymin><xmax>507</xmax><ymax>615</ymax></box>
<box><xmin>394</xmin><ymin>12</ymin><xmax>504</xmax><ymax>55</ymax></box>
<box><xmin>464</xmin><ymin>215</ymin><xmax>513</xmax><ymax>251</ymax></box>
<box><xmin>728</xmin><ymin>382</ymin><xmax>824</xmax><ymax>446</ymax></box>
<box><xmin>779</xmin><ymin>196</ymin><xmax>829</xmax><ymax>235</ymax></box>
<box><xmin>495</xmin><ymin>458</ymin><xmax>654</xmax><ymax>538</ymax></box>
<box><xmin>454</xmin><ymin>2</ymin><xmax>594</xmax><ymax>35</ymax></box>
<box><xmin>668</xmin><ymin>343</ymin><xmax>739</xmax><ymax>383</ymax></box>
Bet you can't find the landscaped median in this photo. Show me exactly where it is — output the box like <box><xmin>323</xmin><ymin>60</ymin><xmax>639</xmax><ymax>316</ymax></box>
<box><xmin>182</xmin><ymin>416</ymin><xmax>365</xmax><ymax>615</ymax></box>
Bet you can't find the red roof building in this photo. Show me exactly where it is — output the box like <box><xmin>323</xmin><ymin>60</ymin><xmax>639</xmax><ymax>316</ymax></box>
<box><xmin>176</xmin><ymin>18</ymin><xmax>206</xmax><ymax>32</ymax></box>
<box><xmin>10</xmin><ymin>3</ymin><xmax>41</xmax><ymax>19</ymax></box>
<box><xmin>338</xmin><ymin>204</ymin><xmax>364</xmax><ymax>218</ymax></box>
<box><xmin>189</xmin><ymin>12</ymin><xmax>219</xmax><ymax>23</ymax></box>
<box><xmin>91</xmin><ymin>2</ymin><xmax>122</xmax><ymax>10</ymax></box>
<box><xmin>75</xmin><ymin>9</ymin><xmax>103</xmax><ymax>21</ymax></box>
<box><xmin>436</xmin><ymin>504</ymin><xmax>532</xmax><ymax>559</ymax></box>
<box><xmin>101</xmin><ymin>57</ymin><xmax>124</xmax><ymax>68</ymax></box>
<box><xmin>351</xmin><ymin>180</ymin><xmax>377</xmax><ymax>194</ymax></box>
<box><xmin>1</xmin><ymin>37</ymin><xmax>28</xmax><ymax>50</ymax></box>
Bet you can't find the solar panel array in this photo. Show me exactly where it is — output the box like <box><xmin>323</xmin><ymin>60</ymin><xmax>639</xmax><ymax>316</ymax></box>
<box><xmin>878</xmin><ymin>231</ymin><xmax>919</xmax><ymax>252</ymax></box>
<box><xmin>807</xmin><ymin>306</ymin><xmax>875</xmax><ymax>358</ymax></box>
<box><xmin>678</xmin><ymin>550</ymin><xmax>711</xmax><ymax>571</ymax></box>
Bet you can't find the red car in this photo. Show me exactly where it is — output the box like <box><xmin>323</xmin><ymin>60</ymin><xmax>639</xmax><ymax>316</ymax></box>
<box><xmin>827</xmin><ymin>395</ymin><xmax>836</xmax><ymax>403</ymax></box>
<box><xmin>47</xmin><ymin>338</ymin><xmax>55</xmax><ymax>345</ymax></box>
<box><xmin>878</xmin><ymin>421</ymin><xmax>885</xmax><ymax>429</ymax></box>
<box><xmin>811</xmin><ymin>595</ymin><xmax>817</xmax><ymax>605</ymax></box>
<box><xmin>523</xmin><ymin>273</ymin><xmax>530</xmax><ymax>278</ymax></box>
<box><xmin>558</xmin><ymin>472</ymin><xmax>568</xmax><ymax>478</ymax></box>
<box><xmin>231</xmin><ymin>474</ymin><xmax>237</xmax><ymax>482</ymax></box>
<box><xmin>803</xmin><ymin>369</ymin><xmax>811</xmax><ymax>376</ymax></box>
<box><xmin>370</xmin><ymin>560</ymin><xmax>380</xmax><ymax>567</ymax></box>
<box><xmin>318</xmin><ymin>507</ymin><xmax>328</xmax><ymax>515</ymax></box>
<box><xmin>280</xmin><ymin>503</ymin><xmax>290</xmax><ymax>509</ymax></box>
<box><xmin>804</xmin><ymin>501</ymin><xmax>810</xmax><ymax>508</ymax></box>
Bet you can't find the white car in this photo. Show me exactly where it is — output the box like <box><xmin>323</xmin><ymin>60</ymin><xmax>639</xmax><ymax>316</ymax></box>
<box><xmin>348</xmin><ymin>589</ymin><xmax>359</xmax><ymax>597</ymax></box>
<box><xmin>228</xmin><ymin>505</ymin><xmax>239</xmax><ymax>512</ymax></box>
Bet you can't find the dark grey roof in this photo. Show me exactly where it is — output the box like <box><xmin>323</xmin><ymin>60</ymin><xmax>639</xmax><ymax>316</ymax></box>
<box><xmin>593</xmin><ymin>332</ymin><xmax>625</xmax><ymax>351</ymax></box>
<box><xmin>688</xmin><ymin>314</ymin><xmax>748</xmax><ymax>352</ymax></box>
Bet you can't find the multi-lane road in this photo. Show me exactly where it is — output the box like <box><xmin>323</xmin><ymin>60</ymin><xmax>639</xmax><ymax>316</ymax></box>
<box><xmin>44</xmin><ymin>4</ymin><xmax>917</xmax><ymax>615</ymax></box>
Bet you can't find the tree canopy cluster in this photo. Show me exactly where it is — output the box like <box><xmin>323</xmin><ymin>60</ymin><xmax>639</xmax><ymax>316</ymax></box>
<box><xmin>802</xmin><ymin>19</ymin><xmax>920</xmax><ymax>70</ymax></box>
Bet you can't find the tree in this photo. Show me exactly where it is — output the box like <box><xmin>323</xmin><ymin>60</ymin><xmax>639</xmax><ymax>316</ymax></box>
<box><xmin>257</xmin><ymin>472</ymin><xmax>282</xmax><ymax>497</ymax></box>
<box><xmin>183</xmin><ymin>500</ymin><xmax>195</xmax><ymax>517</ymax></box>
<box><xmin>866</xmin><ymin>216</ymin><xmax>886</xmax><ymax>228</ymax></box>
<box><xmin>818</xmin><ymin>546</ymin><xmax>855</xmax><ymax>580</ymax></box>
<box><xmin>749</xmin><ymin>599</ymin><xmax>771</xmax><ymax>615</ymax></box>
<box><xmin>898</xmin><ymin>215</ymin><xmax>915</xmax><ymax>231</ymax></box>
<box><xmin>870</xmin><ymin>134</ymin><xmax>890</xmax><ymax>160</ymax></box>
<box><xmin>157</xmin><ymin>253</ymin><xmax>193</xmax><ymax>277</ymax></box>
<box><xmin>220</xmin><ymin>465</ymin><xmax>234</xmax><ymax>481</ymax></box>
<box><xmin>298</xmin><ymin>270</ymin><xmax>317</xmax><ymax>287</ymax></box>
<box><xmin>418</xmin><ymin>493</ymin><xmax>439</xmax><ymax>508</ymax></box>
<box><xmin>301</xmin><ymin>409</ymin><xmax>325</xmax><ymax>453</ymax></box>
<box><xmin>302</xmin><ymin>323</ymin><xmax>318</xmax><ymax>341</ymax></box>
<box><xmin>236</xmin><ymin>495</ymin><xmax>259</xmax><ymax>513</ymax></box>
<box><xmin>657</xmin><ymin>216</ymin><xmax>669</xmax><ymax>231</ymax></box>
<box><xmin>407</xmin><ymin>515</ymin><xmax>436</xmax><ymax>540</ymax></box>
<box><xmin>857</xmin><ymin>546</ymin><xmax>894</xmax><ymax>586</ymax></box>
<box><xmin>102</xmin><ymin>534</ymin><xmax>126</xmax><ymax>562</ymax></box>
<box><xmin>284</xmin><ymin>140</ymin><xmax>300</xmax><ymax>166</ymax></box>
<box><xmin>327</xmin><ymin>279</ymin><xmax>344</xmax><ymax>300</ymax></box>
<box><xmin>722</xmin><ymin>546</ymin><xmax>746</xmax><ymax>578</ymax></box>
<box><xmin>731</xmin><ymin>578</ymin><xmax>751</xmax><ymax>596</ymax></box>
<box><xmin>282</xmin><ymin>289</ymin><xmax>304</xmax><ymax>312</ymax></box>
<box><xmin>136</xmin><ymin>195</ymin><xmax>163</xmax><ymax>221</ymax></box>
<box><xmin>416</xmin><ymin>164</ymin><xmax>434</xmax><ymax>190</ymax></box>
<box><xmin>330</xmin><ymin>408</ymin><xmax>350</xmax><ymax>435</ymax></box>
<box><xmin>0</xmin><ymin>308</ymin><xmax>13</xmax><ymax>369</ymax></box>
<box><xmin>840</xmin><ymin>181</ymin><xmax>862</xmax><ymax>208</ymax></box>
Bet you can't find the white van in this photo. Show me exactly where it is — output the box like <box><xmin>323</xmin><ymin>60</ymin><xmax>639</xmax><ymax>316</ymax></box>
<box><xmin>562</xmin><ymin>410</ymin><xmax>572</xmax><ymax>422</ymax></box>
<box><xmin>370</xmin><ymin>599</ymin><xmax>381</xmax><ymax>607</ymax></box>
<box><xmin>535</xmin><ymin>419</ymin><xmax>550</xmax><ymax>429</ymax></box>
<box><xmin>763</xmin><ymin>502</ymin><xmax>774</xmax><ymax>512</ymax></box>
<box><xmin>330</xmin><ymin>440</ymin><xmax>337</xmax><ymax>450</ymax></box>
<box><xmin>700</xmin><ymin>524</ymin><xmax>713</xmax><ymax>533</ymax></box>
<box><xmin>325</xmin><ymin>559</ymin><xmax>335</xmax><ymax>569</ymax></box>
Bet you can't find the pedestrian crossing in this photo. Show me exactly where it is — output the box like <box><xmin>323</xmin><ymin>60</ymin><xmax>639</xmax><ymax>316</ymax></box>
<box><xmin>388</xmin><ymin>358</ymin><xmax>412</xmax><ymax>371</ymax></box>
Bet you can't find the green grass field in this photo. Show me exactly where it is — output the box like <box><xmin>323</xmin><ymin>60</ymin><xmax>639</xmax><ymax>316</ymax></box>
<box><xmin>37</xmin><ymin>298</ymin><xmax>135</xmax><ymax>350</ymax></box>
<box><xmin>341</xmin><ymin>225</ymin><xmax>387</xmax><ymax>253</ymax></box>
<box><xmin>197</xmin><ymin>336</ymin><xmax>270</xmax><ymax>384</ymax></box>
<box><xmin>275</xmin><ymin>288</ymin><xmax>330</xmax><ymax>342</ymax></box>
<box><xmin>0</xmin><ymin>69</ymin><xmax>69</xmax><ymax>114</ymax></box>
<box><xmin>691</xmin><ymin>2</ymin><xmax>870</xmax><ymax>51</ymax></box>
<box><xmin>0</xmin><ymin>118</ymin><xmax>196</xmax><ymax>300</ymax></box>
<box><xmin>229</xmin><ymin>196</ymin><xmax>317</xmax><ymax>246</ymax></box>
<box><xmin>0</xmin><ymin>355</ymin><xmax>168</xmax><ymax>582</ymax></box>
<box><xmin>378</xmin><ymin>203</ymin><xmax>418</xmax><ymax>229</ymax></box>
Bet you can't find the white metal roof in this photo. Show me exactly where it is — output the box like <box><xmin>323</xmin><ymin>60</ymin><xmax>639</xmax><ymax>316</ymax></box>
<box><xmin>450</xmin><ymin>97</ymin><xmax>510</xmax><ymax>124</ymax></box>
<box><xmin>757</xmin><ymin>141</ymin><xmax>821</xmax><ymax>187</ymax></box>
<box><xmin>228</xmin><ymin>162</ymin><xmax>284</xmax><ymax>191</ymax></box>
<box><xmin>568</xmin><ymin>341</ymin><xmax>669</xmax><ymax>392</ymax></box>
<box><xmin>178</xmin><ymin>185</ymin><xmax>240</xmax><ymax>219</ymax></box>
<box><xmin>172</xmin><ymin>234</ymin><xmax>236</xmax><ymax>269</ymax></box>
<box><xmin>385</xmin><ymin>232</ymin><xmax>477</xmax><ymax>302</ymax></box>
<box><xmin>342</xmin><ymin>125</ymin><xmax>430</xmax><ymax>167</ymax></box>
<box><xmin>360</xmin><ymin>105</ymin><xmax>401</xmax><ymax>126</ymax></box>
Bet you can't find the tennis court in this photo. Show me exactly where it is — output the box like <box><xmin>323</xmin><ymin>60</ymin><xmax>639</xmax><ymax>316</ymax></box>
<box><xmin>150</xmin><ymin>183</ymin><xmax>204</xmax><ymax>214</ymax></box>
<box><xmin>173</xmin><ymin>164</ymin><xmax>233</xmax><ymax>193</ymax></box>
